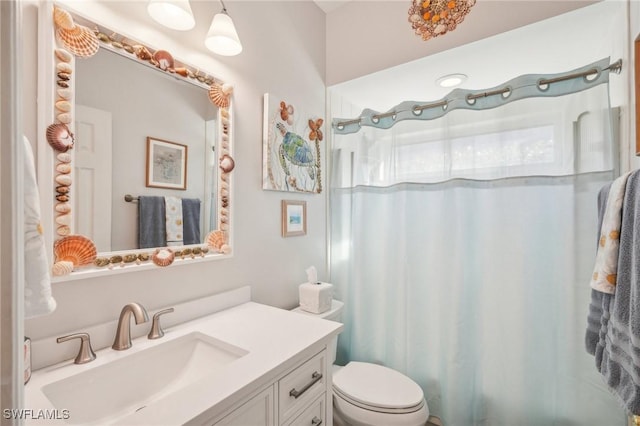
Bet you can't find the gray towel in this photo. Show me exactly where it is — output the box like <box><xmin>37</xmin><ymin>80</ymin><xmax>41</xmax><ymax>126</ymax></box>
<box><xmin>586</xmin><ymin>170</ymin><xmax>640</xmax><ymax>414</ymax></box>
<box><xmin>181</xmin><ymin>198</ymin><xmax>201</xmax><ymax>245</ymax></box>
<box><xmin>138</xmin><ymin>196</ymin><xmax>166</xmax><ymax>249</ymax></box>
<box><xmin>585</xmin><ymin>182</ymin><xmax>612</xmax><ymax>356</ymax></box>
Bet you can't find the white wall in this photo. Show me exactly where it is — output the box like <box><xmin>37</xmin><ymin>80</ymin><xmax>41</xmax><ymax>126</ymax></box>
<box><xmin>24</xmin><ymin>1</ymin><xmax>327</xmax><ymax>348</ymax></box>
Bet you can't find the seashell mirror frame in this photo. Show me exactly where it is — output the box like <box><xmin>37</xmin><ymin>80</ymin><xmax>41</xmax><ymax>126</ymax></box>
<box><xmin>38</xmin><ymin>3</ymin><xmax>235</xmax><ymax>281</ymax></box>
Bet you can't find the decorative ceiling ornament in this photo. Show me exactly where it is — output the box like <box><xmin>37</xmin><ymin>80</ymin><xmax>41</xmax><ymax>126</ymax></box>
<box><xmin>408</xmin><ymin>0</ymin><xmax>476</xmax><ymax>41</ymax></box>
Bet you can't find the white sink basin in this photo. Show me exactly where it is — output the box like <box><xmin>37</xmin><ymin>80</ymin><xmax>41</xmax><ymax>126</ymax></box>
<box><xmin>41</xmin><ymin>332</ymin><xmax>248</xmax><ymax>425</ymax></box>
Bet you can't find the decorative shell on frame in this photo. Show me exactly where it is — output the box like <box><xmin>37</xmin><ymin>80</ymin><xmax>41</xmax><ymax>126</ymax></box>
<box><xmin>52</xmin><ymin>260</ymin><xmax>74</xmax><ymax>277</ymax></box>
<box><xmin>46</xmin><ymin>123</ymin><xmax>75</xmax><ymax>152</ymax></box>
<box><xmin>56</xmin><ymin>62</ymin><xmax>72</xmax><ymax>75</ymax></box>
<box><xmin>56</xmin><ymin>87</ymin><xmax>73</xmax><ymax>101</ymax></box>
<box><xmin>219</xmin><ymin>154</ymin><xmax>235</xmax><ymax>173</ymax></box>
<box><xmin>56</xmin><ymin>225</ymin><xmax>71</xmax><ymax>237</ymax></box>
<box><xmin>56</xmin><ymin>24</ymin><xmax>100</xmax><ymax>58</ymax></box>
<box><xmin>152</xmin><ymin>248</ymin><xmax>175</xmax><ymax>267</ymax></box>
<box><xmin>206</xmin><ymin>230</ymin><xmax>227</xmax><ymax>251</ymax></box>
<box><xmin>57</xmin><ymin>113</ymin><xmax>72</xmax><ymax>125</ymax></box>
<box><xmin>208</xmin><ymin>83</ymin><xmax>233</xmax><ymax>108</ymax></box>
<box><xmin>54</xmin><ymin>235</ymin><xmax>97</xmax><ymax>267</ymax></box>
<box><xmin>56</xmin><ymin>163</ymin><xmax>71</xmax><ymax>174</ymax></box>
<box><xmin>53</xmin><ymin>7</ymin><xmax>76</xmax><ymax>31</ymax></box>
<box><xmin>152</xmin><ymin>50</ymin><xmax>174</xmax><ymax>71</ymax></box>
<box><xmin>55</xmin><ymin>48</ymin><xmax>73</xmax><ymax>63</ymax></box>
<box><xmin>53</xmin><ymin>7</ymin><xmax>99</xmax><ymax>58</ymax></box>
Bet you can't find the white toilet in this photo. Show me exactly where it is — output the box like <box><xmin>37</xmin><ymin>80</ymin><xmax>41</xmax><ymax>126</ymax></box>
<box><xmin>293</xmin><ymin>300</ymin><xmax>429</xmax><ymax>426</ymax></box>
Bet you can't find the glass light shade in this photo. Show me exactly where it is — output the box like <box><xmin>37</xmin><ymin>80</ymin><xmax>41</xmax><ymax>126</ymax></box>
<box><xmin>147</xmin><ymin>0</ymin><xmax>195</xmax><ymax>31</ymax></box>
<box><xmin>205</xmin><ymin>12</ymin><xmax>243</xmax><ymax>56</ymax></box>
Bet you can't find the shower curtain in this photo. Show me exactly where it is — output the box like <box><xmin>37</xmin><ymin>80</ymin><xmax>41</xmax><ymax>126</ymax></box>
<box><xmin>330</xmin><ymin>78</ymin><xmax>625</xmax><ymax>424</ymax></box>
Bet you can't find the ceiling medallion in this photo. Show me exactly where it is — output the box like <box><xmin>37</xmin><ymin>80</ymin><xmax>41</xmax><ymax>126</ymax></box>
<box><xmin>408</xmin><ymin>0</ymin><xmax>476</xmax><ymax>41</ymax></box>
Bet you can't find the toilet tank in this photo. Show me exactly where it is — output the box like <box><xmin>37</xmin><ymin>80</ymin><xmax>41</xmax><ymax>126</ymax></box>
<box><xmin>292</xmin><ymin>300</ymin><xmax>343</xmax><ymax>364</ymax></box>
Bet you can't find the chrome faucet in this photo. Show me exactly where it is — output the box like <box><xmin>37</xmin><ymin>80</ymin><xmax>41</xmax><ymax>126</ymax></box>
<box><xmin>112</xmin><ymin>302</ymin><xmax>149</xmax><ymax>351</ymax></box>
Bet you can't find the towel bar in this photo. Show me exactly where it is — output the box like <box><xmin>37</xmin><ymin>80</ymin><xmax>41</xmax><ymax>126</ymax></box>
<box><xmin>124</xmin><ymin>194</ymin><xmax>139</xmax><ymax>203</ymax></box>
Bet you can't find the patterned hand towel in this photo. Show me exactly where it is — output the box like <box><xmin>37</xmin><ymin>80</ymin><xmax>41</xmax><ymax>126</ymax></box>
<box><xmin>164</xmin><ymin>196</ymin><xmax>183</xmax><ymax>246</ymax></box>
<box><xmin>23</xmin><ymin>136</ymin><xmax>56</xmax><ymax>318</ymax></box>
<box><xmin>589</xmin><ymin>171</ymin><xmax>632</xmax><ymax>294</ymax></box>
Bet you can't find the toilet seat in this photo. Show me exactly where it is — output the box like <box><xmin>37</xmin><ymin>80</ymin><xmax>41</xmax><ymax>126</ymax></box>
<box><xmin>332</xmin><ymin>362</ymin><xmax>425</xmax><ymax>414</ymax></box>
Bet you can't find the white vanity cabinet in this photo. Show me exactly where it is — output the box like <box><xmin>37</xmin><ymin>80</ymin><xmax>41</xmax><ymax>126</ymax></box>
<box><xmin>213</xmin><ymin>386</ymin><xmax>276</xmax><ymax>426</ymax></box>
<box><xmin>26</xmin><ymin>293</ymin><xmax>342</xmax><ymax>426</ymax></box>
<box><xmin>211</xmin><ymin>349</ymin><xmax>330</xmax><ymax>426</ymax></box>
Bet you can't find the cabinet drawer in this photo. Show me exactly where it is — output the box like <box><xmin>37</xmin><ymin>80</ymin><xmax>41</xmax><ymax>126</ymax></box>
<box><xmin>283</xmin><ymin>393</ymin><xmax>325</xmax><ymax>426</ymax></box>
<box><xmin>278</xmin><ymin>350</ymin><xmax>326</xmax><ymax>421</ymax></box>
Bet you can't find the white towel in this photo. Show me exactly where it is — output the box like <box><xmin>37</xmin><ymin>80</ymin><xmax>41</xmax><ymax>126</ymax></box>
<box><xmin>164</xmin><ymin>196</ymin><xmax>183</xmax><ymax>246</ymax></box>
<box><xmin>23</xmin><ymin>136</ymin><xmax>56</xmax><ymax>318</ymax></box>
<box><xmin>590</xmin><ymin>171</ymin><xmax>632</xmax><ymax>294</ymax></box>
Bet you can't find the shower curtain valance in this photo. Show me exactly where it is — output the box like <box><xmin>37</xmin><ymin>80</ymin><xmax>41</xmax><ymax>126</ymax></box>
<box><xmin>332</xmin><ymin>57</ymin><xmax>621</xmax><ymax>135</ymax></box>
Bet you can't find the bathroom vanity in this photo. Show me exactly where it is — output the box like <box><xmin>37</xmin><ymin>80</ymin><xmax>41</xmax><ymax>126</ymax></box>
<box><xmin>25</xmin><ymin>294</ymin><xmax>342</xmax><ymax>425</ymax></box>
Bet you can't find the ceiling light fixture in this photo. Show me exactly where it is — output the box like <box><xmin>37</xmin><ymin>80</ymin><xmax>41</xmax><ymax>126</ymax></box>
<box><xmin>147</xmin><ymin>0</ymin><xmax>195</xmax><ymax>31</ymax></box>
<box><xmin>205</xmin><ymin>0</ymin><xmax>243</xmax><ymax>56</ymax></box>
<box><xmin>408</xmin><ymin>0</ymin><xmax>476</xmax><ymax>41</ymax></box>
<box><xmin>436</xmin><ymin>73</ymin><xmax>467</xmax><ymax>88</ymax></box>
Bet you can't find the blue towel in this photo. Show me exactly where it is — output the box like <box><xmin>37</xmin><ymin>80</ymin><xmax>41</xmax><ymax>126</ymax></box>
<box><xmin>181</xmin><ymin>198</ymin><xmax>201</xmax><ymax>245</ymax></box>
<box><xmin>586</xmin><ymin>170</ymin><xmax>640</xmax><ymax>414</ymax></box>
<box><xmin>138</xmin><ymin>196</ymin><xmax>166</xmax><ymax>249</ymax></box>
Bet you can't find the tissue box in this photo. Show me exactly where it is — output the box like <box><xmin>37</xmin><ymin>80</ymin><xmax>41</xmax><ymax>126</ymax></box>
<box><xmin>299</xmin><ymin>282</ymin><xmax>333</xmax><ymax>314</ymax></box>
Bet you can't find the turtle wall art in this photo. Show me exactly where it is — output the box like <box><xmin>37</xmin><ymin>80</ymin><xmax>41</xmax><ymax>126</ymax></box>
<box><xmin>263</xmin><ymin>93</ymin><xmax>323</xmax><ymax>193</ymax></box>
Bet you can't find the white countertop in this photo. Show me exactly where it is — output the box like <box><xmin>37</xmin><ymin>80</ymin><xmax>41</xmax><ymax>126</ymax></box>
<box><xmin>25</xmin><ymin>301</ymin><xmax>343</xmax><ymax>425</ymax></box>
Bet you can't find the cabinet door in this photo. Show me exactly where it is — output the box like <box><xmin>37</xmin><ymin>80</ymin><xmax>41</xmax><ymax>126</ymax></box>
<box><xmin>214</xmin><ymin>386</ymin><xmax>275</xmax><ymax>426</ymax></box>
<box><xmin>283</xmin><ymin>393</ymin><xmax>325</xmax><ymax>426</ymax></box>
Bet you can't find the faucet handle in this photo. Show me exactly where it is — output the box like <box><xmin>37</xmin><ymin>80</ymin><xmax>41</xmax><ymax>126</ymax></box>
<box><xmin>148</xmin><ymin>308</ymin><xmax>174</xmax><ymax>340</ymax></box>
<box><xmin>56</xmin><ymin>333</ymin><xmax>97</xmax><ymax>364</ymax></box>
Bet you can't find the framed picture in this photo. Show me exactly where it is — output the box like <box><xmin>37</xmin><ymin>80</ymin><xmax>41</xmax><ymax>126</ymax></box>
<box><xmin>146</xmin><ymin>137</ymin><xmax>187</xmax><ymax>190</ymax></box>
<box><xmin>263</xmin><ymin>93</ymin><xmax>323</xmax><ymax>194</ymax></box>
<box><xmin>281</xmin><ymin>200</ymin><xmax>307</xmax><ymax>237</ymax></box>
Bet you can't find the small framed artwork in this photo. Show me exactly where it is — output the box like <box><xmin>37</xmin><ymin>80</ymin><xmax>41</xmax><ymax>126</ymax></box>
<box><xmin>281</xmin><ymin>200</ymin><xmax>307</xmax><ymax>237</ymax></box>
<box><xmin>146</xmin><ymin>137</ymin><xmax>187</xmax><ymax>190</ymax></box>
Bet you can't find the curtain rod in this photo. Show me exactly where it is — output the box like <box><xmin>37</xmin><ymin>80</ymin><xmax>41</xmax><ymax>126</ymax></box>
<box><xmin>333</xmin><ymin>58</ymin><xmax>622</xmax><ymax>132</ymax></box>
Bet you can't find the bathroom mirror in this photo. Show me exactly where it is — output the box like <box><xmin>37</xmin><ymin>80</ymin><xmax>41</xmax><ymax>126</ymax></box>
<box><xmin>74</xmin><ymin>47</ymin><xmax>217</xmax><ymax>252</ymax></box>
<box><xmin>42</xmin><ymin>5</ymin><xmax>234</xmax><ymax>278</ymax></box>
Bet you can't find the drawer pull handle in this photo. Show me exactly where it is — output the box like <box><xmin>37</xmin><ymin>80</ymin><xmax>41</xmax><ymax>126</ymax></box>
<box><xmin>289</xmin><ymin>371</ymin><xmax>322</xmax><ymax>399</ymax></box>
<box><xmin>311</xmin><ymin>416</ymin><xmax>322</xmax><ymax>426</ymax></box>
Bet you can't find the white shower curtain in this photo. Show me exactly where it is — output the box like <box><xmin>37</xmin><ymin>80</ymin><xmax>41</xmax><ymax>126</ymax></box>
<box><xmin>330</xmin><ymin>84</ymin><xmax>626</xmax><ymax>424</ymax></box>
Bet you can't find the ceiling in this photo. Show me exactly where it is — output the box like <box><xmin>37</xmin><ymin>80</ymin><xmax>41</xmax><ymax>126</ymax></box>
<box><xmin>313</xmin><ymin>0</ymin><xmax>354</xmax><ymax>13</ymax></box>
<box><xmin>324</xmin><ymin>0</ymin><xmax>602</xmax><ymax>85</ymax></box>
<box><xmin>328</xmin><ymin>0</ymin><xmax>614</xmax><ymax>112</ymax></box>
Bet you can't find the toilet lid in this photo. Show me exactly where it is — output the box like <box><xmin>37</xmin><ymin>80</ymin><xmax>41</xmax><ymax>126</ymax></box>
<box><xmin>332</xmin><ymin>362</ymin><xmax>424</xmax><ymax>411</ymax></box>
